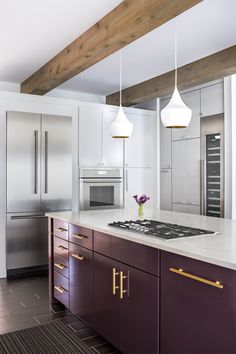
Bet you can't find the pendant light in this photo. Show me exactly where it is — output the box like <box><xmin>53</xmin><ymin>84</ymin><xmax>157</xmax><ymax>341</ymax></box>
<box><xmin>161</xmin><ymin>22</ymin><xmax>192</xmax><ymax>128</ymax></box>
<box><xmin>109</xmin><ymin>52</ymin><xmax>133</xmax><ymax>138</ymax></box>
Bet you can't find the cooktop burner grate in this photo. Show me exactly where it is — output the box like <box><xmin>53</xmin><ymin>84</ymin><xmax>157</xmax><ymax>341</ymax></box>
<box><xmin>108</xmin><ymin>219</ymin><xmax>215</xmax><ymax>240</ymax></box>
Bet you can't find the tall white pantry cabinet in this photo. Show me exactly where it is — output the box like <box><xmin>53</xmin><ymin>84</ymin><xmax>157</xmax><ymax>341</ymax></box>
<box><xmin>160</xmin><ymin>82</ymin><xmax>224</xmax><ymax>215</ymax></box>
<box><xmin>78</xmin><ymin>104</ymin><xmax>155</xmax><ymax>210</ymax></box>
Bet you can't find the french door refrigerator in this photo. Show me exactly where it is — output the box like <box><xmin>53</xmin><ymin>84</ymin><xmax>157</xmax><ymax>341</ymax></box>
<box><xmin>6</xmin><ymin>111</ymin><xmax>72</xmax><ymax>272</ymax></box>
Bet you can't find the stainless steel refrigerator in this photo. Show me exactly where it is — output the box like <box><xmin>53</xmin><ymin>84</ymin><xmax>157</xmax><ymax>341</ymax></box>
<box><xmin>200</xmin><ymin>113</ymin><xmax>224</xmax><ymax>217</ymax></box>
<box><xmin>6</xmin><ymin>111</ymin><xmax>72</xmax><ymax>272</ymax></box>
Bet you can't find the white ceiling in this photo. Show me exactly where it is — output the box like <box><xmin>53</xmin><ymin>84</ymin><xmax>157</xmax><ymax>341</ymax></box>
<box><xmin>1</xmin><ymin>0</ymin><xmax>236</xmax><ymax>97</ymax></box>
<box><xmin>0</xmin><ymin>0</ymin><xmax>122</xmax><ymax>83</ymax></box>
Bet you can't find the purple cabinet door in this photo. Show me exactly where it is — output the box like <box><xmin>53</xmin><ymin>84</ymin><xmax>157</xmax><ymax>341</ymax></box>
<box><xmin>121</xmin><ymin>265</ymin><xmax>159</xmax><ymax>354</ymax></box>
<box><xmin>161</xmin><ymin>251</ymin><xmax>236</xmax><ymax>354</ymax></box>
<box><xmin>69</xmin><ymin>243</ymin><xmax>93</xmax><ymax>326</ymax></box>
<box><xmin>94</xmin><ymin>253</ymin><xmax>121</xmax><ymax>350</ymax></box>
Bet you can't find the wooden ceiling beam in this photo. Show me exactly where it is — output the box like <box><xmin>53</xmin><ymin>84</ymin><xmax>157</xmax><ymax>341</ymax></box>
<box><xmin>106</xmin><ymin>45</ymin><xmax>236</xmax><ymax>106</ymax></box>
<box><xmin>21</xmin><ymin>0</ymin><xmax>202</xmax><ymax>95</ymax></box>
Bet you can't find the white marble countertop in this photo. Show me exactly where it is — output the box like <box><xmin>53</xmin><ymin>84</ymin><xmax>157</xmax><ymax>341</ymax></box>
<box><xmin>46</xmin><ymin>208</ymin><xmax>236</xmax><ymax>271</ymax></box>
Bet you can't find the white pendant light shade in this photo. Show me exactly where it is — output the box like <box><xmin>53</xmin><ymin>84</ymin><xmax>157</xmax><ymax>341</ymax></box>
<box><xmin>110</xmin><ymin>51</ymin><xmax>133</xmax><ymax>138</ymax></box>
<box><xmin>161</xmin><ymin>86</ymin><xmax>192</xmax><ymax>128</ymax></box>
<box><xmin>110</xmin><ymin>106</ymin><xmax>133</xmax><ymax>138</ymax></box>
<box><xmin>161</xmin><ymin>20</ymin><xmax>192</xmax><ymax>129</ymax></box>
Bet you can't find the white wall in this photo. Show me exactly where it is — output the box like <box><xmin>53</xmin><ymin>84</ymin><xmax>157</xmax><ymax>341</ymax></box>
<box><xmin>0</xmin><ymin>80</ymin><xmax>105</xmax><ymax>103</ymax></box>
<box><xmin>46</xmin><ymin>88</ymin><xmax>105</xmax><ymax>104</ymax></box>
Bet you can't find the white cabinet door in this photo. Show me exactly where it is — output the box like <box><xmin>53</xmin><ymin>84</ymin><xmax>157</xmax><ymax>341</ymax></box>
<box><xmin>160</xmin><ymin>169</ymin><xmax>172</xmax><ymax>211</ymax></box>
<box><xmin>172</xmin><ymin>138</ymin><xmax>200</xmax><ymax>206</ymax></box>
<box><xmin>160</xmin><ymin>99</ymin><xmax>172</xmax><ymax>168</ymax></box>
<box><xmin>172</xmin><ymin>203</ymin><xmax>200</xmax><ymax>215</ymax></box>
<box><xmin>125</xmin><ymin>112</ymin><xmax>154</xmax><ymax>168</ymax></box>
<box><xmin>172</xmin><ymin>90</ymin><xmax>200</xmax><ymax>141</ymax></box>
<box><xmin>125</xmin><ymin>168</ymin><xmax>153</xmax><ymax>209</ymax></box>
<box><xmin>102</xmin><ymin>109</ymin><xmax>123</xmax><ymax>167</ymax></box>
<box><xmin>200</xmin><ymin>83</ymin><xmax>224</xmax><ymax>117</ymax></box>
<box><xmin>79</xmin><ymin>107</ymin><xmax>102</xmax><ymax>167</ymax></box>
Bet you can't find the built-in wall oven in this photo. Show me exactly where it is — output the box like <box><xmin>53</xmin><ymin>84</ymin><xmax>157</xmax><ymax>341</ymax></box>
<box><xmin>79</xmin><ymin>168</ymin><xmax>123</xmax><ymax>210</ymax></box>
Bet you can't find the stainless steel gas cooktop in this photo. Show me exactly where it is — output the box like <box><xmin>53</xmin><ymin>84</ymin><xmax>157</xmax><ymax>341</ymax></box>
<box><xmin>108</xmin><ymin>219</ymin><xmax>216</xmax><ymax>240</ymax></box>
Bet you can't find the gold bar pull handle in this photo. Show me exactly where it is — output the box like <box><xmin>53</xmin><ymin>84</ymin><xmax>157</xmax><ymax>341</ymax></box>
<box><xmin>57</xmin><ymin>245</ymin><xmax>68</xmax><ymax>251</ymax></box>
<box><xmin>54</xmin><ymin>263</ymin><xmax>66</xmax><ymax>270</ymax></box>
<box><xmin>54</xmin><ymin>285</ymin><xmax>67</xmax><ymax>294</ymax></box>
<box><xmin>169</xmin><ymin>268</ymin><xmax>223</xmax><ymax>289</ymax></box>
<box><xmin>55</xmin><ymin>227</ymin><xmax>68</xmax><ymax>233</ymax></box>
<box><xmin>72</xmin><ymin>234</ymin><xmax>88</xmax><ymax>240</ymax></box>
<box><xmin>120</xmin><ymin>271</ymin><xmax>128</xmax><ymax>299</ymax></box>
<box><xmin>112</xmin><ymin>268</ymin><xmax>119</xmax><ymax>295</ymax></box>
<box><xmin>72</xmin><ymin>253</ymin><xmax>84</xmax><ymax>261</ymax></box>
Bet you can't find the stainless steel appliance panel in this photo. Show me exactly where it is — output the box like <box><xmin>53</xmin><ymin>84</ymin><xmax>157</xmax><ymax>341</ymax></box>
<box><xmin>41</xmin><ymin>114</ymin><xmax>72</xmax><ymax>211</ymax></box>
<box><xmin>7</xmin><ymin>111</ymin><xmax>41</xmax><ymax>212</ymax></box>
<box><xmin>160</xmin><ymin>169</ymin><xmax>172</xmax><ymax>211</ymax></box>
<box><xmin>7</xmin><ymin>212</ymin><xmax>48</xmax><ymax>270</ymax></box>
<box><xmin>80</xmin><ymin>168</ymin><xmax>123</xmax><ymax>210</ymax></box>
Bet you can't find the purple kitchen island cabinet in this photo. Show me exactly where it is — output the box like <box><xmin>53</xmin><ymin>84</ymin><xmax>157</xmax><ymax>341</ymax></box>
<box><xmin>161</xmin><ymin>251</ymin><xmax>236</xmax><ymax>354</ymax></box>
<box><xmin>48</xmin><ymin>216</ymin><xmax>236</xmax><ymax>354</ymax></box>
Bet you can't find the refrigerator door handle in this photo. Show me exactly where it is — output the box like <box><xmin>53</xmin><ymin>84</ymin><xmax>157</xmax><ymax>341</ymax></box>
<box><xmin>45</xmin><ymin>131</ymin><xmax>48</xmax><ymax>194</ymax></box>
<box><xmin>200</xmin><ymin>160</ymin><xmax>207</xmax><ymax>215</ymax></box>
<box><xmin>10</xmin><ymin>215</ymin><xmax>47</xmax><ymax>220</ymax></box>
<box><xmin>34</xmin><ymin>130</ymin><xmax>39</xmax><ymax>194</ymax></box>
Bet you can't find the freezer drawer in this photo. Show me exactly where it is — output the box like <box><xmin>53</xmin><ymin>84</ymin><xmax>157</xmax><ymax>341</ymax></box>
<box><xmin>7</xmin><ymin>213</ymin><xmax>48</xmax><ymax>270</ymax></box>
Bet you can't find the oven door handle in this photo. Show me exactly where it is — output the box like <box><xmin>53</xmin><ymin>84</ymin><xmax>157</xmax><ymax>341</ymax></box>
<box><xmin>83</xmin><ymin>180</ymin><xmax>122</xmax><ymax>184</ymax></box>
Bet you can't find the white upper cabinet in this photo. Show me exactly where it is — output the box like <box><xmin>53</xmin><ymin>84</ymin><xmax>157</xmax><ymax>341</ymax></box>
<box><xmin>125</xmin><ymin>112</ymin><xmax>154</xmax><ymax>168</ymax></box>
<box><xmin>125</xmin><ymin>168</ymin><xmax>154</xmax><ymax>209</ymax></box>
<box><xmin>200</xmin><ymin>83</ymin><xmax>224</xmax><ymax>117</ymax></box>
<box><xmin>102</xmin><ymin>109</ymin><xmax>123</xmax><ymax>167</ymax></box>
<box><xmin>172</xmin><ymin>90</ymin><xmax>200</xmax><ymax>141</ymax></box>
<box><xmin>172</xmin><ymin>138</ymin><xmax>200</xmax><ymax>206</ymax></box>
<box><xmin>160</xmin><ymin>99</ymin><xmax>172</xmax><ymax>168</ymax></box>
<box><xmin>79</xmin><ymin>107</ymin><xmax>102</xmax><ymax>167</ymax></box>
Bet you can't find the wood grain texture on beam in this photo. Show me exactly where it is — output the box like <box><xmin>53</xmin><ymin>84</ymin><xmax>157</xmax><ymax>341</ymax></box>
<box><xmin>21</xmin><ymin>0</ymin><xmax>202</xmax><ymax>95</ymax></box>
<box><xmin>106</xmin><ymin>45</ymin><xmax>236</xmax><ymax>106</ymax></box>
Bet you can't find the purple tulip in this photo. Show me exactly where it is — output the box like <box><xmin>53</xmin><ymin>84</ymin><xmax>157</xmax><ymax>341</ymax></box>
<box><xmin>133</xmin><ymin>194</ymin><xmax>150</xmax><ymax>205</ymax></box>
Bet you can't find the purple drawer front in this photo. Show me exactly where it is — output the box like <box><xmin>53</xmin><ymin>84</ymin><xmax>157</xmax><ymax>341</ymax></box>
<box><xmin>94</xmin><ymin>231</ymin><xmax>159</xmax><ymax>276</ymax></box>
<box><xmin>54</xmin><ymin>271</ymin><xmax>69</xmax><ymax>308</ymax></box>
<box><xmin>54</xmin><ymin>236</ymin><xmax>69</xmax><ymax>260</ymax></box>
<box><xmin>69</xmin><ymin>224</ymin><xmax>93</xmax><ymax>250</ymax></box>
<box><xmin>54</xmin><ymin>254</ymin><xmax>69</xmax><ymax>278</ymax></box>
<box><xmin>54</xmin><ymin>219</ymin><xmax>69</xmax><ymax>241</ymax></box>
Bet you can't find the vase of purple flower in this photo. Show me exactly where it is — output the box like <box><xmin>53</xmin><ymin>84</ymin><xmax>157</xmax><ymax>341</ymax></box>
<box><xmin>133</xmin><ymin>194</ymin><xmax>150</xmax><ymax>218</ymax></box>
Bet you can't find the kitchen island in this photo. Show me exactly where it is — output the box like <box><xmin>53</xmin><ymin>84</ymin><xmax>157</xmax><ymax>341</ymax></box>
<box><xmin>47</xmin><ymin>209</ymin><xmax>236</xmax><ymax>354</ymax></box>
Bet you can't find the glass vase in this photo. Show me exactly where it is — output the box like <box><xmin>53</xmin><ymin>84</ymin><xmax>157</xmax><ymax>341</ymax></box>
<box><xmin>138</xmin><ymin>204</ymin><xmax>144</xmax><ymax>218</ymax></box>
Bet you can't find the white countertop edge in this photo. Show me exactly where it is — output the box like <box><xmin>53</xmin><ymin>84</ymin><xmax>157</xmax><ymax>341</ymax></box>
<box><xmin>46</xmin><ymin>210</ymin><xmax>236</xmax><ymax>271</ymax></box>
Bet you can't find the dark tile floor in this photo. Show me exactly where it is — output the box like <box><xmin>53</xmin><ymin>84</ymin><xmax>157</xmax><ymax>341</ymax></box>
<box><xmin>0</xmin><ymin>275</ymin><xmax>120</xmax><ymax>354</ymax></box>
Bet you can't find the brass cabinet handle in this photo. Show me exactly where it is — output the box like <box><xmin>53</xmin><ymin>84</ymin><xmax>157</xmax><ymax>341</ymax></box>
<box><xmin>54</xmin><ymin>285</ymin><xmax>68</xmax><ymax>294</ymax></box>
<box><xmin>54</xmin><ymin>263</ymin><xmax>66</xmax><ymax>270</ymax></box>
<box><xmin>169</xmin><ymin>268</ymin><xmax>223</xmax><ymax>289</ymax></box>
<box><xmin>55</xmin><ymin>227</ymin><xmax>68</xmax><ymax>233</ymax></box>
<box><xmin>72</xmin><ymin>234</ymin><xmax>88</xmax><ymax>240</ymax></box>
<box><xmin>57</xmin><ymin>245</ymin><xmax>68</xmax><ymax>251</ymax></box>
<box><xmin>112</xmin><ymin>268</ymin><xmax>119</xmax><ymax>295</ymax></box>
<box><xmin>120</xmin><ymin>271</ymin><xmax>129</xmax><ymax>299</ymax></box>
<box><xmin>72</xmin><ymin>253</ymin><xmax>84</xmax><ymax>261</ymax></box>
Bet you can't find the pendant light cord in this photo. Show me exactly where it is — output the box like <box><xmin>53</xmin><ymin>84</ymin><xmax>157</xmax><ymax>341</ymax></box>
<box><xmin>120</xmin><ymin>51</ymin><xmax>122</xmax><ymax>107</ymax></box>
<box><xmin>174</xmin><ymin>20</ymin><xmax>178</xmax><ymax>88</ymax></box>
